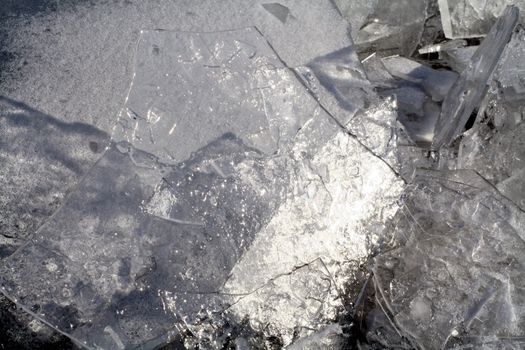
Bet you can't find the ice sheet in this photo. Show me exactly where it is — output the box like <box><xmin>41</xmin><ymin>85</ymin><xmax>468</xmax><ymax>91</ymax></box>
<box><xmin>222</xmin><ymin>102</ymin><xmax>404</xmax><ymax>345</ymax></box>
<box><xmin>0</xmin><ymin>26</ymin><xmax>405</xmax><ymax>349</ymax></box>
<box><xmin>0</xmin><ymin>140</ymin><xmax>276</xmax><ymax>349</ymax></box>
<box><xmin>112</xmin><ymin>28</ymin><xmax>319</xmax><ymax>164</ymax></box>
<box><xmin>0</xmin><ymin>0</ymin><xmax>352</xmax><ymax>134</ymax></box>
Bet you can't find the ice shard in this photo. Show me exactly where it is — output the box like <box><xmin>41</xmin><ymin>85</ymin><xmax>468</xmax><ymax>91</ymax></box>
<box><xmin>373</xmin><ymin>169</ymin><xmax>525</xmax><ymax>350</ymax></box>
<box><xmin>432</xmin><ymin>5</ymin><xmax>519</xmax><ymax>149</ymax></box>
<box><xmin>418</xmin><ymin>39</ymin><xmax>467</xmax><ymax>54</ymax></box>
<box><xmin>381</xmin><ymin>56</ymin><xmax>458</xmax><ymax>102</ymax></box>
<box><xmin>439</xmin><ymin>45</ymin><xmax>478</xmax><ymax>72</ymax></box>
<box><xmin>439</xmin><ymin>0</ymin><xmax>525</xmax><ymax>39</ymax></box>
<box><xmin>360</xmin><ymin>54</ymin><xmax>456</xmax><ymax>146</ymax></box>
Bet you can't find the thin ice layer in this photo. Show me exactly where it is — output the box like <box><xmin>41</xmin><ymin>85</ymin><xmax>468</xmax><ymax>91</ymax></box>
<box><xmin>432</xmin><ymin>5</ymin><xmax>519</xmax><ymax>149</ymax></box>
<box><xmin>439</xmin><ymin>0</ymin><xmax>525</xmax><ymax>39</ymax></box>
<box><xmin>0</xmin><ymin>96</ymin><xmax>109</xmax><ymax>257</ymax></box>
<box><xmin>112</xmin><ymin>28</ymin><xmax>320</xmax><ymax>164</ymax></box>
<box><xmin>373</xmin><ymin>170</ymin><xmax>525</xmax><ymax>350</ymax></box>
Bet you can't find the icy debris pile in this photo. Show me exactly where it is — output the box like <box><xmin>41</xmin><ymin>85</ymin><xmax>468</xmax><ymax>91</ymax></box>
<box><xmin>373</xmin><ymin>170</ymin><xmax>525</xmax><ymax>349</ymax></box>
<box><xmin>364</xmin><ymin>4</ymin><xmax>525</xmax><ymax>350</ymax></box>
<box><xmin>439</xmin><ymin>0</ymin><xmax>525</xmax><ymax>38</ymax></box>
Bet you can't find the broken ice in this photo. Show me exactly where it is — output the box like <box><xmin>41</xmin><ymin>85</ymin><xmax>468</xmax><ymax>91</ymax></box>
<box><xmin>0</xmin><ymin>26</ymin><xmax>404</xmax><ymax>349</ymax></box>
<box><xmin>113</xmin><ymin>28</ymin><xmax>321</xmax><ymax>164</ymax></box>
<box><xmin>373</xmin><ymin>169</ymin><xmax>525</xmax><ymax>349</ymax></box>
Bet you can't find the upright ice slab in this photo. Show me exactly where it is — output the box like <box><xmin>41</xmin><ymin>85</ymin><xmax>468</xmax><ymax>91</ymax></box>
<box><xmin>432</xmin><ymin>5</ymin><xmax>519</xmax><ymax>149</ymax></box>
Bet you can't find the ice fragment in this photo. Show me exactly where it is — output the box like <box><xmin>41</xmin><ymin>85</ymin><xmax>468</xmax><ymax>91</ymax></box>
<box><xmin>261</xmin><ymin>3</ymin><xmax>291</xmax><ymax>24</ymax></box>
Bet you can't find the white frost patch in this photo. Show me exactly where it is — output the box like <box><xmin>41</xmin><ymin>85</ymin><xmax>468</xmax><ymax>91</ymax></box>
<box><xmin>143</xmin><ymin>183</ymin><xmax>177</xmax><ymax>218</ymax></box>
<box><xmin>222</xmin><ymin>129</ymin><xmax>404</xmax><ymax>344</ymax></box>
